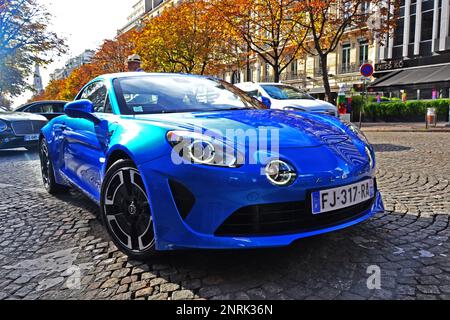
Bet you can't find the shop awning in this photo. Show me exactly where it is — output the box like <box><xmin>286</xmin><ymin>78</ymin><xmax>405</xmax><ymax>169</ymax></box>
<box><xmin>370</xmin><ymin>64</ymin><xmax>450</xmax><ymax>90</ymax></box>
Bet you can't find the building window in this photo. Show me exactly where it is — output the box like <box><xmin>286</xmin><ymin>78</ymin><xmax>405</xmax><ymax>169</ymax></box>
<box><xmin>394</xmin><ymin>18</ymin><xmax>404</xmax><ymax>47</ymax></box>
<box><xmin>421</xmin><ymin>10</ymin><xmax>434</xmax><ymax>41</ymax></box>
<box><xmin>248</xmin><ymin>65</ymin><xmax>254</xmax><ymax>82</ymax></box>
<box><xmin>342</xmin><ymin>43</ymin><xmax>351</xmax><ymax>66</ymax></box>
<box><xmin>265</xmin><ymin>63</ymin><xmax>271</xmax><ymax>81</ymax></box>
<box><xmin>231</xmin><ymin>70</ymin><xmax>240</xmax><ymax>84</ymax></box>
<box><xmin>359</xmin><ymin>40</ymin><xmax>369</xmax><ymax>65</ymax></box>
<box><xmin>290</xmin><ymin>59</ymin><xmax>298</xmax><ymax>76</ymax></box>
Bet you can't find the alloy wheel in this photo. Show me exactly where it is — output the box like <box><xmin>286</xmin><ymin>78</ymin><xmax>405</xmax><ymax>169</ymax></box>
<box><xmin>103</xmin><ymin>167</ymin><xmax>154</xmax><ymax>253</ymax></box>
<box><xmin>40</xmin><ymin>142</ymin><xmax>51</xmax><ymax>190</ymax></box>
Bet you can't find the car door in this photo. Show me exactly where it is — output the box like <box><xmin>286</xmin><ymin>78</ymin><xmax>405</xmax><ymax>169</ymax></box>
<box><xmin>61</xmin><ymin>81</ymin><xmax>117</xmax><ymax>200</ymax></box>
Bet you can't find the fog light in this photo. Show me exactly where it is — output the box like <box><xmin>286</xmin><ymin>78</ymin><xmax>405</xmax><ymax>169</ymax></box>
<box><xmin>265</xmin><ymin>160</ymin><xmax>297</xmax><ymax>186</ymax></box>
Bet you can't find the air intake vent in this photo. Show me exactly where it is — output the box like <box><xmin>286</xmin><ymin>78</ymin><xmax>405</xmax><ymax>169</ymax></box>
<box><xmin>169</xmin><ymin>180</ymin><xmax>196</xmax><ymax>220</ymax></box>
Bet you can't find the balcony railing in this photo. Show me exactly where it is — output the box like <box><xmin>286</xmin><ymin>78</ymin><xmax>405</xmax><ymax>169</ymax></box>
<box><xmin>314</xmin><ymin>68</ymin><xmax>329</xmax><ymax>77</ymax></box>
<box><xmin>280</xmin><ymin>72</ymin><xmax>306</xmax><ymax>81</ymax></box>
<box><xmin>340</xmin><ymin>63</ymin><xmax>359</xmax><ymax>74</ymax></box>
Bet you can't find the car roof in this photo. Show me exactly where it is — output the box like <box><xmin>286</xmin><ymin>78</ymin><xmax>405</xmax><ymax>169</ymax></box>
<box><xmin>95</xmin><ymin>72</ymin><xmax>215</xmax><ymax>82</ymax></box>
<box><xmin>31</xmin><ymin>100</ymin><xmax>68</xmax><ymax>104</ymax></box>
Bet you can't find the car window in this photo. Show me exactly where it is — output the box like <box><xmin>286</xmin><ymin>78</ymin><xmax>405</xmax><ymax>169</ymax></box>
<box><xmin>27</xmin><ymin>104</ymin><xmax>43</xmax><ymax>113</ymax></box>
<box><xmin>52</xmin><ymin>104</ymin><xmax>65</xmax><ymax>113</ymax></box>
<box><xmin>104</xmin><ymin>96</ymin><xmax>113</xmax><ymax>114</ymax></box>
<box><xmin>260</xmin><ymin>85</ymin><xmax>315</xmax><ymax>100</ymax></box>
<box><xmin>245</xmin><ymin>90</ymin><xmax>261</xmax><ymax>98</ymax></box>
<box><xmin>115</xmin><ymin>75</ymin><xmax>265</xmax><ymax>115</ymax></box>
<box><xmin>80</xmin><ymin>82</ymin><xmax>108</xmax><ymax>113</ymax></box>
<box><xmin>40</xmin><ymin>104</ymin><xmax>54</xmax><ymax>113</ymax></box>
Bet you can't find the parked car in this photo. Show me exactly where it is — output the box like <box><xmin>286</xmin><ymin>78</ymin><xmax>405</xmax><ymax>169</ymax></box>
<box><xmin>15</xmin><ymin>100</ymin><xmax>68</xmax><ymax>120</ymax></box>
<box><xmin>40</xmin><ymin>72</ymin><xmax>384</xmax><ymax>260</ymax></box>
<box><xmin>0</xmin><ymin>111</ymin><xmax>48</xmax><ymax>150</ymax></box>
<box><xmin>235</xmin><ymin>82</ymin><xmax>338</xmax><ymax>117</ymax></box>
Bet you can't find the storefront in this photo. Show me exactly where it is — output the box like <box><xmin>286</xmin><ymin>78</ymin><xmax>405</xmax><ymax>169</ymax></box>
<box><xmin>369</xmin><ymin>55</ymin><xmax>450</xmax><ymax>100</ymax></box>
<box><xmin>370</xmin><ymin>0</ymin><xmax>450</xmax><ymax>99</ymax></box>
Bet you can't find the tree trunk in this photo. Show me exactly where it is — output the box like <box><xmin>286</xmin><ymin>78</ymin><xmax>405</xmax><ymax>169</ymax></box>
<box><xmin>273</xmin><ymin>62</ymin><xmax>280</xmax><ymax>83</ymax></box>
<box><xmin>320</xmin><ymin>54</ymin><xmax>333</xmax><ymax>103</ymax></box>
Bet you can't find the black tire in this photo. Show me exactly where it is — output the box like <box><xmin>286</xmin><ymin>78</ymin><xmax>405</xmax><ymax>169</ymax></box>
<box><xmin>100</xmin><ymin>159</ymin><xmax>157</xmax><ymax>261</ymax></box>
<box><xmin>39</xmin><ymin>139</ymin><xmax>69</xmax><ymax>194</ymax></box>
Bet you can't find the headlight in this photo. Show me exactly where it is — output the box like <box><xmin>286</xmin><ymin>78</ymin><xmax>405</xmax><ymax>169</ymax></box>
<box><xmin>0</xmin><ymin>120</ymin><xmax>8</xmax><ymax>133</ymax></box>
<box><xmin>365</xmin><ymin>146</ymin><xmax>375</xmax><ymax>169</ymax></box>
<box><xmin>167</xmin><ymin>130</ymin><xmax>242</xmax><ymax>167</ymax></box>
<box><xmin>342</xmin><ymin>121</ymin><xmax>370</xmax><ymax>145</ymax></box>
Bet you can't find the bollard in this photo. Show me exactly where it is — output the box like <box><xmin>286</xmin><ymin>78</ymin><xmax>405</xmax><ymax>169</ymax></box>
<box><xmin>426</xmin><ymin>108</ymin><xmax>437</xmax><ymax>128</ymax></box>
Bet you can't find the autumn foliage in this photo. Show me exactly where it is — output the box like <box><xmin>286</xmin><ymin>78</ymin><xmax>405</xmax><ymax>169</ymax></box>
<box><xmin>34</xmin><ymin>0</ymin><xmax>394</xmax><ymax>102</ymax></box>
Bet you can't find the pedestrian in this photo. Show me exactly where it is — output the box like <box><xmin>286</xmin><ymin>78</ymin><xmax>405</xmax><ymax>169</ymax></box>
<box><xmin>127</xmin><ymin>54</ymin><xmax>144</xmax><ymax>72</ymax></box>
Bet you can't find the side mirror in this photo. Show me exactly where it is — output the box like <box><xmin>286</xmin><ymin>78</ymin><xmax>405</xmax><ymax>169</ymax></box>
<box><xmin>260</xmin><ymin>96</ymin><xmax>272</xmax><ymax>108</ymax></box>
<box><xmin>64</xmin><ymin>100</ymin><xmax>100</xmax><ymax>124</ymax></box>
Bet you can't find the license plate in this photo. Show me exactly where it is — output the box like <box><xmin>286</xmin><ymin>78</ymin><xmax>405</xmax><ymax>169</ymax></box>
<box><xmin>312</xmin><ymin>179</ymin><xmax>375</xmax><ymax>215</ymax></box>
<box><xmin>24</xmin><ymin>134</ymin><xmax>39</xmax><ymax>141</ymax></box>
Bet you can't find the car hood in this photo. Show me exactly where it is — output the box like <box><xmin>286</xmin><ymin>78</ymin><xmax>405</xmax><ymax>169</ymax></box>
<box><xmin>0</xmin><ymin>112</ymin><xmax>47</xmax><ymax>122</ymax></box>
<box><xmin>131</xmin><ymin>109</ymin><xmax>349</xmax><ymax>148</ymax></box>
<box><xmin>271</xmin><ymin>99</ymin><xmax>336</xmax><ymax>111</ymax></box>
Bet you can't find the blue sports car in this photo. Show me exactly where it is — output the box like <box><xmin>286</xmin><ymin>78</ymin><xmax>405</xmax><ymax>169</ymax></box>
<box><xmin>39</xmin><ymin>73</ymin><xmax>384</xmax><ymax>260</ymax></box>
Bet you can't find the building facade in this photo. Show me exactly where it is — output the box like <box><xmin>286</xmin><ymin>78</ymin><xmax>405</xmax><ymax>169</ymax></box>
<box><xmin>118</xmin><ymin>0</ymin><xmax>181</xmax><ymax>34</ymax></box>
<box><xmin>223</xmin><ymin>33</ymin><xmax>380</xmax><ymax>101</ymax></box>
<box><xmin>50</xmin><ymin>50</ymin><xmax>95</xmax><ymax>81</ymax></box>
<box><xmin>118</xmin><ymin>0</ymin><xmax>390</xmax><ymax>101</ymax></box>
<box><xmin>371</xmin><ymin>0</ymin><xmax>450</xmax><ymax>99</ymax></box>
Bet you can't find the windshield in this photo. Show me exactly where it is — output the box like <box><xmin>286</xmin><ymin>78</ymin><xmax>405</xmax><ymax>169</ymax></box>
<box><xmin>115</xmin><ymin>75</ymin><xmax>265</xmax><ymax>115</ymax></box>
<box><xmin>261</xmin><ymin>85</ymin><xmax>315</xmax><ymax>101</ymax></box>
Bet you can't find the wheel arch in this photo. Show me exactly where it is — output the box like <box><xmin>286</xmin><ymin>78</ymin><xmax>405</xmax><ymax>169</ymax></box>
<box><xmin>104</xmin><ymin>146</ymin><xmax>143</xmax><ymax>175</ymax></box>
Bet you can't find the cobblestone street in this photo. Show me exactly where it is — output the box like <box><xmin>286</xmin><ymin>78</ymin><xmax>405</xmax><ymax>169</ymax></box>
<box><xmin>1</xmin><ymin>132</ymin><xmax>450</xmax><ymax>300</ymax></box>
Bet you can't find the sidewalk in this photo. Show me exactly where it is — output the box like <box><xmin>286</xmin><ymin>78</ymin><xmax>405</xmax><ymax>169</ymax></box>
<box><xmin>360</xmin><ymin>122</ymin><xmax>450</xmax><ymax>133</ymax></box>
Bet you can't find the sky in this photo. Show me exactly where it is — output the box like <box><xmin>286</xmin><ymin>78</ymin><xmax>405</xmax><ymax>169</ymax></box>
<box><xmin>13</xmin><ymin>0</ymin><xmax>136</xmax><ymax>107</ymax></box>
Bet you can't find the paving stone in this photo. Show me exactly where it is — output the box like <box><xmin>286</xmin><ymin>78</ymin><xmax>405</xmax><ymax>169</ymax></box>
<box><xmin>160</xmin><ymin>283</ymin><xmax>180</xmax><ymax>293</ymax></box>
<box><xmin>135</xmin><ymin>287</ymin><xmax>154</xmax><ymax>298</ymax></box>
<box><xmin>1</xmin><ymin>132</ymin><xmax>450</xmax><ymax>301</ymax></box>
<box><xmin>172</xmin><ymin>290</ymin><xmax>195</xmax><ymax>300</ymax></box>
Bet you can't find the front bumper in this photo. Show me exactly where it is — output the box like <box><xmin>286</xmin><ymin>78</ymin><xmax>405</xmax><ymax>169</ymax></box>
<box><xmin>138</xmin><ymin>148</ymin><xmax>384</xmax><ymax>251</ymax></box>
<box><xmin>0</xmin><ymin>135</ymin><xmax>39</xmax><ymax>150</ymax></box>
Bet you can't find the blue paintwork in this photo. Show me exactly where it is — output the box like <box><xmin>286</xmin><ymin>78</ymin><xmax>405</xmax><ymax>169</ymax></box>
<box><xmin>41</xmin><ymin>73</ymin><xmax>385</xmax><ymax>251</ymax></box>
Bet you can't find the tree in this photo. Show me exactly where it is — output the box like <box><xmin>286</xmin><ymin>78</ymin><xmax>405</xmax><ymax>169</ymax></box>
<box><xmin>299</xmin><ymin>0</ymin><xmax>395</xmax><ymax>102</ymax></box>
<box><xmin>0</xmin><ymin>0</ymin><xmax>66</xmax><ymax>97</ymax></box>
<box><xmin>58</xmin><ymin>63</ymin><xmax>100</xmax><ymax>100</ymax></box>
<box><xmin>31</xmin><ymin>63</ymin><xmax>100</xmax><ymax>102</ymax></box>
<box><xmin>0</xmin><ymin>93</ymin><xmax>11</xmax><ymax>110</ymax></box>
<box><xmin>213</xmin><ymin>0</ymin><xmax>309</xmax><ymax>83</ymax></box>
<box><xmin>93</xmin><ymin>31</ymin><xmax>138</xmax><ymax>73</ymax></box>
<box><xmin>136</xmin><ymin>0</ymin><xmax>236</xmax><ymax>75</ymax></box>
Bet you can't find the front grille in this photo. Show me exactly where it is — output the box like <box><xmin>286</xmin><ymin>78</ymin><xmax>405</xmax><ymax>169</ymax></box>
<box><xmin>11</xmin><ymin>120</ymin><xmax>46</xmax><ymax>135</ymax></box>
<box><xmin>215</xmin><ymin>197</ymin><xmax>375</xmax><ymax>237</ymax></box>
